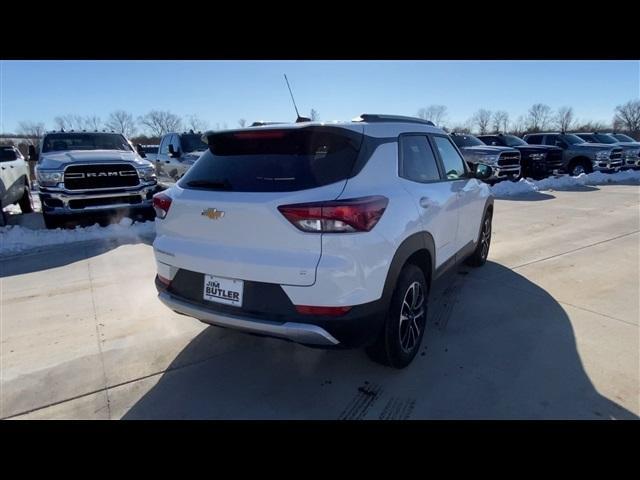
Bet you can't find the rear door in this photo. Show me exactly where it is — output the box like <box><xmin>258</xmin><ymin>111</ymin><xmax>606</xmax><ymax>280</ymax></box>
<box><xmin>396</xmin><ymin>134</ymin><xmax>459</xmax><ymax>268</ymax></box>
<box><xmin>154</xmin><ymin>125</ymin><xmax>365</xmax><ymax>286</ymax></box>
<box><xmin>431</xmin><ymin>135</ymin><xmax>486</xmax><ymax>254</ymax></box>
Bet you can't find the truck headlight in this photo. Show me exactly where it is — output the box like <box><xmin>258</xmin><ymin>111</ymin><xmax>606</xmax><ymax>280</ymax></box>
<box><xmin>137</xmin><ymin>166</ymin><xmax>157</xmax><ymax>182</ymax></box>
<box><xmin>37</xmin><ymin>170</ymin><xmax>64</xmax><ymax>187</ymax></box>
<box><xmin>480</xmin><ymin>155</ymin><xmax>499</xmax><ymax>165</ymax></box>
<box><xmin>595</xmin><ymin>150</ymin><xmax>610</xmax><ymax>160</ymax></box>
<box><xmin>529</xmin><ymin>153</ymin><xmax>546</xmax><ymax>161</ymax></box>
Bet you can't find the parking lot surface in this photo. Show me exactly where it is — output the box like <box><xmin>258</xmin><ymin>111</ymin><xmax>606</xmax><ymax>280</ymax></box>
<box><xmin>1</xmin><ymin>184</ymin><xmax>638</xmax><ymax>419</ymax></box>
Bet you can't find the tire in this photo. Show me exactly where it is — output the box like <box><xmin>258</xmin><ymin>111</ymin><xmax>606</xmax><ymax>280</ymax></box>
<box><xmin>43</xmin><ymin>213</ymin><xmax>62</xmax><ymax>229</ymax></box>
<box><xmin>569</xmin><ymin>159</ymin><xmax>590</xmax><ymax>177</ymax></box>
<box><xmin>18</xmin><ymin>186</ymin><xmax>33</xmax><ymax>213</ymax></box>
<box><xmin>365</xmin><ymin>264</ymin><xmax>428</xmax><ymax>368</ymax></box>
<box><xmin>466</xmin><ymin>208</ymin><xmax>492</xmax><ymax>267</ymax></box>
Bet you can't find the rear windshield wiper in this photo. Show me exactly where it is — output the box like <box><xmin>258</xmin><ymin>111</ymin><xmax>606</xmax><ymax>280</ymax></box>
<box><xmin>185</xmin><ymin>179</ymin><xmax>233</xmax><ymax>190</ymax></box>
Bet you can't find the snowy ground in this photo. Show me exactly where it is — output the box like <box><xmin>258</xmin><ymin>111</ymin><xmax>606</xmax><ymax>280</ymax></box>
<box><xmin>1</xmin><ymin>170</ymin><xmax>639</xmax><ymax>257</ymax></box>
<box><xmin>0</xmin><ymin>218</ymin><xmax>155</xmax><ymax>257</ymax></box>
<box><xmin>490</xmin><ymin>169</ymin><xmax>640</xmax><ymax>197</ymax></box>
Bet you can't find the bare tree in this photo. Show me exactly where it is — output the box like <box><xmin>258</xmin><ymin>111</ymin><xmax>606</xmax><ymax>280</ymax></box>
<box><xmin>417</xmin><ymin>105</ymin><xmax>448</xmax><ymax>126</ymax></box>
<box><xmin>106</xmin><ymin>110</ymin><xmax>137</xmax><ymax>137</ymax></box>
<box><xmin>509</xmin><ymin>115</ymin><xmax>528</xmax><ymax>137</ymax></box>
<box><xmin>82</xmin><ymin>115</ymin><xmax>102</xmax><ymax>131</ymax></box>
<box><xmin>613</xmin><ymin>100</ymin><xmax>640</xmax><ymax>136</ymax></box>
<box><xmin>492</xmin><ymin>111</ymin><xmax>509</xmax><ymax>133</ymax></box>
<box><xmin>471</xmin><ymin>109</ymin><xmax>492</xmax><ymax>135</ymax></box>
<box><xmin>53</xmin><ymin>114</ymin><xmax>80</xmax><ymax>131</ymax></box>
<box><xmin>185</xmin><ymin>115</ymin><xmax>209</xmax><ymax>132</ymax></box>
<box><xmin>310</xmin><ymin>109</ymin><xmax>320</xmax><ymax>121</ymax></box>
<box><xmin>138</xmin><ymin>110</ymin><xmax>182</xmax><ymax>137</ymax></box>
<box><xmin>573</xmin><ymin>120</ymin><xmax>612</xmax><ymax>133</ymax></box>
<box><xmin>525</xmin><ymin>103</ymin><xmax>553</xmax><ymax>132</ymax></box>
<box><xmin>16</xmin><ymin>121</ymin><xmax>46</xmax><ymax>146</ymax></box>
<box><xmin>238</xmin><ymin>119</ymin><xmax>247</xmax><ymax>128</ymax></box>
<box><xmin>555</xmin><ymin>106</ymin><xmax>575</xmax><ymax>132</ymax></box>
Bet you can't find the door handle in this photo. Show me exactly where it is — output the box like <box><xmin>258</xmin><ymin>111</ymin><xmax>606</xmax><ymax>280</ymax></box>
<box><xmin>165</xmin><ymin>161</ymin><xmax>170</xmax><ymax>163</ymax></box>
<box><xmin>419</xmin><ymin>197</ymin><xmax>431</xmax><ymax>208</ymax></box>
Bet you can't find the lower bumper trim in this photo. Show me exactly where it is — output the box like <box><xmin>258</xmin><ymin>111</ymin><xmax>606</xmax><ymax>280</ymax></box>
<box><xmin>158</xmin><ymin>291</ymin><xmax>340</xmax><ymax>346</ymax></box>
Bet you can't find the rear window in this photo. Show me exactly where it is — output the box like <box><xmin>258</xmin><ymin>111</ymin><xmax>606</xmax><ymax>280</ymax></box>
<box><xmin>0</xmin><ymin>147</ymin><xmax>18</xmax><ymax>161</ymax></box>
<box><xmin>180</xmin><ymin>127</ymin><xmax>363</xmax><ymax>192</ymax></box>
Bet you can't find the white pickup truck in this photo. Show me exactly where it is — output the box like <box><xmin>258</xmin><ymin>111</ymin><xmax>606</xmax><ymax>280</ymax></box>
<box><xmin>0</xmin><ymin>145</ymin><xmax>33</xmax><ymax>226</ymax></box>
<box><xmin>31</xmin><ymin>131</ymin><xmax>159</xmax><ymax>229</ymax></box>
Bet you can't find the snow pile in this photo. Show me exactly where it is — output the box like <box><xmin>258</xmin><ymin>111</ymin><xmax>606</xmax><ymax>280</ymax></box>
<box><xmin>491</xmin><ymin>169</ymin><xmax>640</xmax><ymax>197</ymax></box>
<box><xmin>0</xmin><ymin>218</ymin><xmax>155</xmax><ymax>256</ymax></box>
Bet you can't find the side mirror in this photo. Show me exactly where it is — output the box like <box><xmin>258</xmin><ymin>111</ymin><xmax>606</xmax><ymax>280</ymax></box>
<box><xmin>475</xmin><ymin>163</ymin><xmax>493</xmax><ymax>180</ymax></box>
<box><xmin>168</xmin><ymin>144</ymin><xmax>179</xmax><ymax>157</ymax></box>
<box><xmin>28</xmin><ymin>145</ymin><xmax>38</xmax><ymax>162</ymax></box>
<box><xmin>136</xmin><ymin>144</ymin><xmax>146</xmax><ymax>158</ymax></box>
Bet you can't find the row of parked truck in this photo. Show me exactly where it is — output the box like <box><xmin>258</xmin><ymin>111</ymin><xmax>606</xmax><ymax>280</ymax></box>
<box><xmin>0</xmin><ymin>120</ymin><xmax>638</xmax><ymax>229</ymax></box>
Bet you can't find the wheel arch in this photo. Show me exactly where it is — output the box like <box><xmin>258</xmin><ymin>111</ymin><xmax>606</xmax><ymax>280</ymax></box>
<box><xmin>382</xmin><ymin>232</ymin><xmax>435</xmax><ymax>307</ymax></box>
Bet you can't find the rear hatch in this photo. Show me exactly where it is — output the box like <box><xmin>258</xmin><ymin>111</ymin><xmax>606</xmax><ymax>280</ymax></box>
<box><xmin>154</xmin><ymin>125</ymin><xmax>364</xmax><ymax>286</ymax></box>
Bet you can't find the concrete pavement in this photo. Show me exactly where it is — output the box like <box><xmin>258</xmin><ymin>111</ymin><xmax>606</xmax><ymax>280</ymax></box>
<box><xmin>1</xmin><ymin>184</ymin><xmax>638</xmax><ymax>419</ymax></box>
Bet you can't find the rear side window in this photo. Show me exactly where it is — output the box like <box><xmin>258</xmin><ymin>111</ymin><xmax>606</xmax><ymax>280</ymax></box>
<box><xmin>180</xmin><ymin>126</ymin><xmax>363</xmax><ymax>192</ymax></box>
<box><xmin>399</xmin><ymin>135</ymin><xmax>441</xmax><ymax>182</ymax></box>
<box><xmin>0</xmin><ymin>147</ymin><xmax>18</xmax><ymax>161</ymax></box>
<box><xmin>526</xmin><ymin>135</ymin><xmax>542</xmax><ymax>145</ymax></box>
<box><xmin>543</xmin><ymin>135</ymin><xmax>558</xmax><ymax>146</ymax></box>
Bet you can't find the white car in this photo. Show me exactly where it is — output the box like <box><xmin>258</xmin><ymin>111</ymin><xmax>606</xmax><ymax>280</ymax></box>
<box><xmin>0</xmin><ymin>145</ymin><xmax>33</xmax><ymax>225</ymax></box>
<box><xmin>152</xmin><ymin>114</ymin><xmax>494</xmax><ymax>368</ymax></box>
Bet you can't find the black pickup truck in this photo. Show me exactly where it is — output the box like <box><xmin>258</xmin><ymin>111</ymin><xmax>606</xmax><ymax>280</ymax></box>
<box><xmin>477</xmin><ymin>133</ymin><xmax>563</xmax><ymax>179</ymax></box>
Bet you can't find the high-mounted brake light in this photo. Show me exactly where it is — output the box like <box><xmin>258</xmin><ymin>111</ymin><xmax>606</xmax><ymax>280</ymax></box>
<box><xmin>153</xmin><ymin>193</ymin><xmax>172</xmax><ymax>219</ymax></box>
<box><xmin>278</xmin><ymin>196</ymin><xmax>388</xmax><ymax>233</ymax></box>
<box><xmin>233</xmin><ymin>131</ymin><xmax>287</xmax><ymax>140</ymax></box>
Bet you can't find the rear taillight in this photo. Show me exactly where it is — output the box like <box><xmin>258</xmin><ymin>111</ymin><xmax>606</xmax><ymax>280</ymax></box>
<box><xmin>278</xmin><ymin>196</ymin><xmax>388</xmax><ymax>233</ymax></box>
<box><xmin>153</xmin><ymin>193</ymin><xmax>172</xmax><ymax>219</ymax></box>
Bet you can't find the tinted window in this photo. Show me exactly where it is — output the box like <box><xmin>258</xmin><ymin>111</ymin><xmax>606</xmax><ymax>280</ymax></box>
<box><xmin>0</xmin><ymin>147</ymin><xmax>18</xmax><ymax>161</ymax></box>
<box><xmin>577</xmin><ymin>134</ymin><xmax>596</xmax><ymax>143</ymax></box>
<box><xmin>500</xmin><ymin>135</ymin><xmax>527</xmax><ymax>147</ymax></box>
<box><xmin>593</xmin><ymin>134</ymin><xmax>618</xmax><ymax>144</ymax></box>
<box><xmin>451</xmin><ymin>134</ymin><xmax>485</xmax><ymax>147</ymax></box>
<box><xmin>526</xmin><ymin>135</ymin><xmax>543</xmax><ymax>145</ymax></box>
<box><xmin>143</xmin><ymin>146</ymin><xmax>158</xmax><ymax>154</ymax></box>
<box><xmin>479</xmin><ymin>136</ymin><xmax>501</xmax><ymax>146</ymax></box>
<box><xmin>399</xmin><ymin>135</ymin><xmax>441</xmax><ymax>183</ymax></box>
<box><xmin>433</xmin><ymin>136</ymin><xmax>466</xmax><ymax>180</ymax></box>
<box><xmin>613</xmin><ymin>134</ymin><xmax>636</xmax><ymax>142</ymax></box>
<box><xmin>180</xmin><ymin>127</ymin><xmax>363</xmax><ymax>192</ymax></box>
<box><xmin>563</xmin><ymin>134</ymin><xmax>586</xmax><ymax>145</ymax></box>
<box><xmin>42</xmin><ymin>133</ymin><xmax>132</xmax><ymax>152</ymax></box>
<box><xmin>179</xmin><ymin>134</ymin><xmax>208</xmax><ymax>153</ymax></box>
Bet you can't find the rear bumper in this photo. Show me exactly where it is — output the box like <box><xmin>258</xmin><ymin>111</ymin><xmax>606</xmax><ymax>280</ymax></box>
<box><xmin>155</xmin><ymin>274</ymin><xmax>387</xmax><ymax>348</ymax></box>
<box><xmin>158</xmin><ymin>291</ymin><xmax>340</xmax><ymax>346</ymax></box>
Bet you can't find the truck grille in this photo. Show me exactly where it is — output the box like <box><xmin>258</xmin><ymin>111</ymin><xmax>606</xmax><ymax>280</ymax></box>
<box><xmin>68</xmin><ymin>195</ymin><xmax>142</xmax><ymax>210</ymax></box>
<box><xmin>610</xmin><ymin>149</ymin><xmax>623</xmax><ymax>161</ymax></box>
<box><xmin>64</xmin><ymin>164</ymin><xmax>139</xmax><ymax>190</ymax></box>
<box><xmin>498</xmin><ymin>152</ymin><xmax>520</xmax><ymax>167</ymax></box>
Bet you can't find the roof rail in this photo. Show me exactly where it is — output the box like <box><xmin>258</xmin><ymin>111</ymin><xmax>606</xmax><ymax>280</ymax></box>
<box><xmin>250</xmin><ymin>121</ymin><xmax>287</xmax><ymax>127</ymax></box>
<box><xmin>353</xmin><ymin>114</ymin><xmax>435</xmax><ymax>126</ymax></box>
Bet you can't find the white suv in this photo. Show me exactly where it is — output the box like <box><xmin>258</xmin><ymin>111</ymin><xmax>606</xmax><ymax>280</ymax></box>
<box><xmin>152</xmin><ymin>115</ymin><xmax>494</xmax><ymax>368</ymax></box>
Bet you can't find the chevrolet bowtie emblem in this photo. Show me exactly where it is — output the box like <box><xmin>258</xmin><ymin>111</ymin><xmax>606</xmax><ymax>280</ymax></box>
<box><xmin>201</xmin><ymin>208</ymin><xmax>225</xmax><ymax>220</ymax></box>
